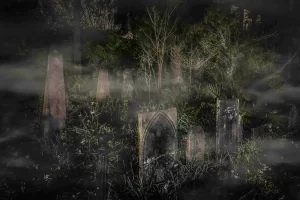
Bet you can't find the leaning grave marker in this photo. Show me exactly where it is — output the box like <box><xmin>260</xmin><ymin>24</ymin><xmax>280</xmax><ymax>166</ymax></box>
<box><xmin>138</xmin><ymin>107</ymin><xmax>178</xmax><ymax>181</ymax></box>
<box><xmin>216</xmin><ymin>99</ymin><xmax>243</xmax><ymax>155</ymax></box>
<box><xmin>42</xmin><ymin>50</ymin><xmax>66</xmax><ymax>136</ymax></box>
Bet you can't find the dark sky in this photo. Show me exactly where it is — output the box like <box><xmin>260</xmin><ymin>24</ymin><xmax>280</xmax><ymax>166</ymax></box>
<box><xmin>0</xmin><ymin>0</ymin><xmax>299</xmax><ymax>59</ymax></box>
<box><xmin>0</xmin><ymin>0</ymin><xmax>298</xmax><ymax>21</ymax></box>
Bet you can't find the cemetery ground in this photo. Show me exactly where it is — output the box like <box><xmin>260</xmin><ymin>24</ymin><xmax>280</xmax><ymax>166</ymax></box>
<box><xmin>0</xmin><ymin>59</ymin><xmax>300</xmax><ymax>200</ymax></box>
<box><xmin>1</xmin><ymin>5</ymin><xmax>300</xmax><ymax>200</ymax></box>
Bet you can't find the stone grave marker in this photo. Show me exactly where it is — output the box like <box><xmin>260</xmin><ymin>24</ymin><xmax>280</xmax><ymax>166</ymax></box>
<box><xmin>96</xmin><ymin>69</ymin><xmax>110</xmax><ymax>101</ymax></box>
<box><xmin>186</xmin><ymin>126</ymin><xmax>205</xmax><ymax>165</ymax></box>
<box><xmin>42</xmin><ymin>49</ymin><xmax>66</xmax><ymax>137</ymax></box>
<box><xmin>122</xmin><ymin>68</ymin><xmax>134</xmax><ymax>100</ymax></box>
<box><xmin>216</xmin><ymin>99</ymin><xmax>242</xmax><ymax>155</ymax></box>
<box><xmin>251</xmin><ymin>124</ymin><xmax>272</xmax><ymax>140</ymax></box>
<box><xmin>138</xmin><ymin>108</ymin><xmax>177</xmax><ymax>182</ymax></box>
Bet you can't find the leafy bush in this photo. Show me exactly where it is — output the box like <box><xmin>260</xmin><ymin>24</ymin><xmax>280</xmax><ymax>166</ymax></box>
<box><xmin>234</xmin><ymin>138</ymin><xmax>279</xmax><ymax>196</ymax></box>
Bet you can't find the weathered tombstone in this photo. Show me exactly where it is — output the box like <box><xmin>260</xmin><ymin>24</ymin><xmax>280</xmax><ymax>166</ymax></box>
<box><xmin>122</xmin><ymin>69</ymin><xmax>134</xmax><ymax>100</ymax></box>
<box><xmin>96</xmin><ymin>153</ymin><xmax>108</xmax><ymax>200</ymax></box>
<box><xmin>186</xmin><ymin>126</ymin><xmax>205</xmax><ymax>165</ymax></box>
<box><xmin>288</xmin><ymin>104</ymin><xmax>298</xmax><ymax>130</ymax></box>
<box><xmin>96</xmin><ymin>69</ymin><xmax>110</xmax><ymax>101</ymax></box>
<box><xmin>42</xmin><ymin>49</ymin><xmax>66</xmax><ymax>137</ymax></box>
<box><xmin>216</xmin><ymin>99</ymin><xmax>242</xmax><ymax>155</ymax></box>
<box><xmin>138</xmin><ymin>108</ymin><xmax>177</xmax><ymax>182</ymax></box>
<box><xmin>251</xmin><ymin>124</ymin><xmax>272</xmax><ymax>140</ymax></box>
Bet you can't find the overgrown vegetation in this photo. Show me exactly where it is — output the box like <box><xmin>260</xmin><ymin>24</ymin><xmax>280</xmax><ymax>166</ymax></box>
<box><xmin>0</xmin><ymin>2</ymin><xmax>295</xmax><ymax>200</ymax></box>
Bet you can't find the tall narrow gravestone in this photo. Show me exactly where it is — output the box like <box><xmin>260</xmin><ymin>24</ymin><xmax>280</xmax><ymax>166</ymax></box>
<box><xmin>42</xmin><ymin>50</ymin><xmax>66</xmax><ymax>137</ymax></box>
<box><xmin>186</xmin><ymin>126</ymin><xmax>205</xmax><ymax>165</ymax></box>
<box><xmin>138</xmin><ymin>108</ymin><xmax>177</xmax><ymax>182</ymax></box>
<box><xmin>216</xmin><ymin>99</ymin><xmax>243</xmax><ymax>155</ymax></box>
<box><xmin>96</xmin><ymin>69</ymin><xmax>110</xmax><ymax>101</ymax></box>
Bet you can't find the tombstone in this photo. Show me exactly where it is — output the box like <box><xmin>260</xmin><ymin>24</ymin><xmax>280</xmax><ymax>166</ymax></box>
<box><xmin>138</xmin><ymin>108</ymin><xmax>177</xmax><ymax>182</ymax></box>
<box><xmin>186</xmin><ymin>126</ymin><xmax>205</xmax><ymax>165</ymax></box>
<box><xmin>122</xmin><ymin>69</ymin><xmax>134</xmax><ymax>100</ymax></box>
<box><xmin>96</xmin><ymin>69</ymin><xmax>110</xmax><ymax>101</ymax></box>
<box><xmin>96</xmin><ymin>153</ymin><xmax>108</xmax><ymax>200</ymax></box>
<box><xmin>216</xmin><ymin>99</ymin><xmax>242</xmax><ymax>155</ymax></box>
<box><xmin>42</xmin><ymin>49</ymin><xmax>66</xmax><ymax>137</ymax></box>
<box><xmin>288</xmin><ymin>104</ymin><xmax>298</xmax><ymax>130</ymax></box>
<box><xmin>251</xmin><ymin>124</ymin><xmax>272</xmax><ymax>140</ymax></box>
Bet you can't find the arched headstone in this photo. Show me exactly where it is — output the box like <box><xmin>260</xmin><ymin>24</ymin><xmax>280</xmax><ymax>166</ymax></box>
<box><xmin>43</xmin><ymin>50</ymin><xmax>66</xmax><ymax>136</ymax></box>
<box><xmin>186</xmin><ymin>126</ymin><xmax>205</xmax><ymax>165</ymax></box>
<box><xmin>138</xmin><ymin>108</ymin><xmax>177</xmax><ymax>182</ymax></box>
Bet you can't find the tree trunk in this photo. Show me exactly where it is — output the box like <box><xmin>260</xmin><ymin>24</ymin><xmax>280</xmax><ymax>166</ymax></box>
<box><xmin>157</xmin><ymin>63</ymin><xmax>162</xmax><ymax>91</ymax></box>
<box><xmin>171</xmin><ymin>45</ymin><xmax>183</xmax><ymax>85</ymax></box>
<box><xmin>74</xmin><ymin>0</ymin><xmax>81</xmax><ymax>74</ymax></box>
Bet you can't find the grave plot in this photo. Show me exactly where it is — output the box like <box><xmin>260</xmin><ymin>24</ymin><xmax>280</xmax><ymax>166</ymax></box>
<box><xmin>138</xmin><ymin>108</ymin><xmax>178</xmax><ymax>182</ymax></box>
